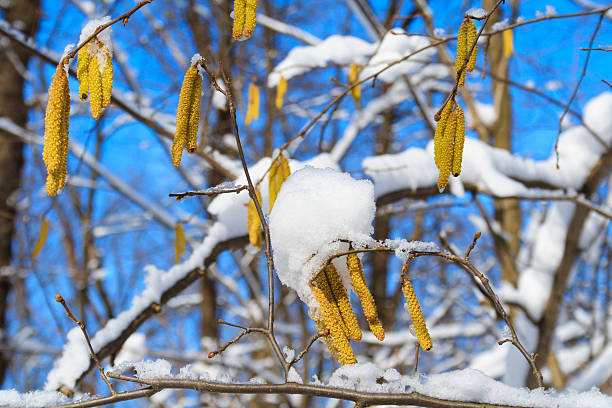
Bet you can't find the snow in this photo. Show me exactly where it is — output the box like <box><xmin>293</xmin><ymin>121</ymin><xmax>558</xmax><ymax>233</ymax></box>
<box><xmin>267</xmin><ymin>35</ymin><xmax>374</xmax><ymax>87</ymax></box>
<box><xmin>268</xmin><ymin>28</ymin><xmax>436</xmax><ymax>87</ymax></box>
<box><xmin>0</xmin><ymin>390</ymin><xmax>72</xmax><ymax>407</ymax></box>
<box><xmin>78</xmin><ymin>16</ymin><xmax>112</xmax><ymax>49</ymax></box>
<box><xmin>190</xmin><ymin>53</ymin><xmax>203</xmax><ymax>66</ymax></box>
<box><xmin>465</xmin><ymin>7</ymin><xmax>487</xmax><ymax>19</ymax></box>
<box><xmin>269</xmin><ymin>167</ymin><xmax>375</xmax><ymax>311</ymax></box>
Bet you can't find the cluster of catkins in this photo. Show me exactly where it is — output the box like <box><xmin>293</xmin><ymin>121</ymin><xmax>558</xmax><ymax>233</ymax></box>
<box><xmin>43</xmin><ymin>39</ymin><xmax>114</xmax><ymax>196</ymax></box>
<box><xmin>172</xmin><ymin>62</ymin><xmax>203</xmax><ymax>167</ymax></box>
<box><xmin>433</xmin><ymin>18</ymin><xmax>477</xmax><ymax>192</ymax></box>
<box><xmin>232</xmin><ymin>0</ymin><xmax>258</xmax><ymax>40</ymax></box>
<box><xmin>77</xmin><ymin>40</ymin><xmax>113</xmax><ymax>119</ymax></box>
<box><xmin>310</xmin><ymin>253</ymin><xmax>432</xmax><ymax>365</ymax></box>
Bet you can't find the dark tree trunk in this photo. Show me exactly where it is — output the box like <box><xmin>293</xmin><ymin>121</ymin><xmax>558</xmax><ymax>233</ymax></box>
<box><xmin>0</xmin><ymin>0</ymin><xmax>42</xmax><ymax>386</ymax></box>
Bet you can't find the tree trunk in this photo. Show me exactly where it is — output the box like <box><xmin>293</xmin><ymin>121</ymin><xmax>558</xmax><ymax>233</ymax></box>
<box><xmin>483</xmin><ymin>0</ymin><xmax>520</xmax><ymax>286</ymax></box>
<box><xmin>0</xmin><ymin>0</ymin><xmax>41</xmax><ymax>386</ymax></box>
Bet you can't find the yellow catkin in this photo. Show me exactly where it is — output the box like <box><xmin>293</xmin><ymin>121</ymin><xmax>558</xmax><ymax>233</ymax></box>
<box><xmin>77</xmin><ymin>45</ymin><xmax>90</xmax><ymax>101</ymax></box>
<box><xmin>315</xmin><ymin>271</ymin><xmax>349</xmax><ymax>337</ymax></box>
<box><xmin>174</xmin><ymin>223</ymin><xmax>186</xmax><ymax>264</ymax></box>
<box><xmin>31</xmin><ymin>218</ymin><xmax>49</xmax><ymax>259</ymax></box>
<box><xmin>402</xmin><ymin>279</ymin><xmax>432</xmax><ymax>352</ymax></box>
<box><xmin>247</xmin><ymin>188</ymin><xmax>262</xmax><ymax>249</ymax></box>
<box><xmin>452</xmin><ymin>104</ymin><xmax>465</xmax><ymax>177</ymax></box>
<box><xmin>275</xmin><ymin>75</ymin><xmax>287</xmax><ymax>109</ymax></box>
<box><xmin>172</xmin><ymin>65</ymin><xmax>199</xmax><ymax>166</ymax></box>
<box><xmin>187</xmin><ymin>73</ymin><xmax>203</xmax><ymax>154</ymax></box>
<box><xmin>232</xmin><ymin>0</ymin><xmax>246</xmax><ymax>40</ymax></box>
<box><xmin>268</xmin><ymin>154</ymin><xmax>290</xmax><ymax>211</ymax></box>
<box><xmin>347</xmin><ymin>253</ymin><xmax>385</xmax><ymax>341</ymax></box>
<box><xmin>88</xmin><ymin>52</ymin><xmax>102</xmax><ymax>120</ymax></box>
<box><xmin>43</xmin><ymin>65</ymin><xmax>70</xmax><ymax>196</ymax></box>
<box><xmin>312</xmin><ymin>284</ymin><xmax>356</xmax><ymax>365</ymax></box>
<box><xmin>101</xmin><ymin>49</ymin><xmax>113</xmax><ymax>108</ymax></box>
<box><xmin>349</xmin><ymin>62</ymin><xmax>361</xmax><ymax>110</ymax></box>
<box><xmin>244</xmin><ymin>0</ymin><xmax>258</xmax><ymax>38</ymax></box>
<box><xmin>466</xmin><ymin>19</ymin><xmax>477</xmax><ymax>72</ymax></box>
<box><xmin>245</xmin><ymin>82</ymin><xmax>260</xmax><ymax>125</ymax></box>
<box><xmin>315</xmin><ymin>318</ymin><xmax>339</xmax><ymax>361</ymax></box>
<box><xmin>434</xmin><ymin>102</ymin><xmax>452</xmax><ymax>171</ymax></box>
<box><xmin>503</xmin><ymin>29</ymin><xmax>513</xmax><ymax>59</ymax></box>
<box><xmin>325</xmin><ymin>263</ymin><xmax>362</xmax><ymax>341</ymax></box>
<box><xmin>437</xmin><ymin>109</ymin><xmax>456</xmax><ymax>192</ymax></box>
<box><xmin>455</xmin><ymin>21</ymin><xmax>468</xmax><ymax>87</ymax></box>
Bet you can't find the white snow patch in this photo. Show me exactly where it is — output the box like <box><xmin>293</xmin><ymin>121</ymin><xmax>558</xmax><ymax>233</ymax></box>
<box><xmin>465</xmin><ymin>8</ymin><xmax>487</xmax><ymax>19</ymax></box>
<box><xmin>270</xmin><ymin>167</ymin><xmax>375</xmax><ymax>311</ymax></box>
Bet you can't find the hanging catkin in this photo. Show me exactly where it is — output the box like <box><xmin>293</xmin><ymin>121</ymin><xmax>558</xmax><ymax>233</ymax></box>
<box><xmin>101</xmin><ymin>49</ymin><xmax>113</xmax><ymax>108</ymax></box>
<box><xmin>245</xmin><ymin>82</ymin><xmax>260</xmax><ymax>125</ymax></box>
<box><xmin>268</xmin><ymin>154</ymin><xmax>290</xmax><ymax>211</ymax></box>
<box><xmin>452</xmin><ymin>104</ymin><xmax>465</xmax><ymax>177</ymax></box>
<box><xmin>455</xmin><ymin>21</ymin><xmax>468</xmax><ymax>87</ymax></box>
<box><xmin>247</xmin><ymin>188</ymin><xmax>262</xmax><ymax>249</ymax></box>
<box><xmin>347</xmin><ymin>252</ymin><xmax>384</xmax><ymax>341</ymax></box>
<box><xmin>172</xmin><ymin>65</ymin><xmax>200</xmax><ymax>166</ymax></box>
<box><xmin>465</xmin><ymin>19</ymin><xmax>478</xmax><ymax>72</ymax></box>
<box><xmin>43</xmin><ymin>64</ymin><xmax>70</xmax><ymax>196</ymax></box>
<box><xmin>349</xmin><ymin>63</ymin><xmax>361</xmax><ymax>109</ymax></box>
<box><xmin>275</xmin><ymin>75</ymin><xmax>287</xmax><ymax>109</ymax></box>
<box><xmin>311</xmin><ymin>283</ymin><xmax>357</xmax><ymax>365</ymax></box>
<box><xmin>88</xmin><ymin>52</ymin><xmax>103</xmax><ymax>120</ymax></box>
<box><xmin>402</xmin><ymin>279</ymin><xmax>432</xmax><ymax>351</ymax></box>
<box><xmin>325</xmin><ymin>263</ymin><xmax>362</xmax><ymax>341</ymax></box>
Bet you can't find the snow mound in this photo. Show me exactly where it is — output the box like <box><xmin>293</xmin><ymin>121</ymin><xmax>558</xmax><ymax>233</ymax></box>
<box><xmin>270</xmin><ymin>167</ymin><xmax>375</xmax><ymax>311</ymax></box>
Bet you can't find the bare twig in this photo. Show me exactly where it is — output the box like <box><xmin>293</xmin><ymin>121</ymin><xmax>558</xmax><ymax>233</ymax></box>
<box><xmin>55</xmin><ymin>294</ymin><xmax>115</xmax><ymax>395</ymax></box>
<box><xmin>555</xmin><ymin>12</ymin><xmax>606</xmax><ymax>168</ymax></box>
<box><xmin>288</xmin><ymin>330</ymin><xmax>329</xmax><ymax>369</ymax></box>
<box><xmin>603</xmin><ymin>79</ymin><xmax>612</xmax><ymax>89</ymax></box>
<box><xmin>207</xmin><ymin>327</ymin><xmax>258</xmax><ymax>359</ymax></box>
<box><xmin>169</xmin><ymin>185</ymin><xmax>248</xmax><ymax>200</ymax></box>
<box><xmin>60</xmin><ymin>0</ymin><xmax>154</xmax><ymax>66</ymax></box>
<box><xmin>580</xmin><ymin>47</ymin><xmax>612</xmax><ymax>51</ymax></box>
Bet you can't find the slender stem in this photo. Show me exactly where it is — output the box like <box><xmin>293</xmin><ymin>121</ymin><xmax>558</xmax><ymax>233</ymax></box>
<box><xmin>55</xmin><ymin>294</ymin><xmax>115</xmax><ymax>395</ymax></box>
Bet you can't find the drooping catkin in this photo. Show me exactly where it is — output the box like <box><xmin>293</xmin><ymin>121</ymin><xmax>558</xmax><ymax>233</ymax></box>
<box><xmin>101</xmin><ymin>49</ymin><xmax>113</xmax><ymax>108</ymax></box>
<box><xmin>349</xmin><ymin>62</ymin><xmax>361</xmax><ymax>110</ymax></box>
<box><xmin>312</xmin><ymin>284</ymin><xmax>357</xmax><ymax>365</ymax></box>
<box><xmin>247</xmin><ymin>188</ymin><xmax>262</xmax><ymax>249</ymax></box>
<box><xmin>437</xmin><ymin>109</ymin><xmax>457</xmax><ymax>192</ymax></box>
<box><xmin>244</xmin><ymin>0</ymin><xmax>258</xmax><ymax>38</ymax></box>
<box><xmin>268</xmin><ymin>154</ymin><xmax>290</xmax><ymax>211</ymax></box>
<box><xmin>325</xmin><ymin>263</ymin><xmax>362</xmax><ymax>341</ymax></box>
<box><xmin>402</xmin><ymin>279</ymin><xmax>432</xmax><ymax>351</ymax></box>
<box><xmin>503</xmin><ymin>29</ymin><xmax>513</xmax><ymax>59</ymax></box>
<box><xmin>232</xmin><ymin>0</ymin><xmax>246</xmax><ymax>40</ymax></box>
<box><xmin>455</xmin><ymin>21</ymin><xmax>468</xmax><ymax>87</ymax></box>
<box><xmin>43</xmin><ymin>64</ymin><xmax>70</xmax><ymax>196</ymax></box>
<box><xmin>452</xmin><ymin>104</ymin><xmax>465</xmax><ymax>177</ymax></box>
<box><xmin>31</xmin><ymin>217</ymin><xmax>49</xmax><ymax>259</ymax></box>
<box><xmin>174</xmin><ymin>223</ymin><xmax>186</xmax><ymax>264</ymax></box>
<box><xmin>275</xmin><ymin>75</ymin><xmax>287</xmax><ymax>109</ymax></box>
<box><xmin>315</xmin><ymin>270</ymin><xmax>349</xmax><ymax>337</ymax></box>
<box><xmin>347</xmin><ymin>253</ymin><xmax>384</xmax><ymax>341</ymax></box>
<box><xmin>77</xmin><ymin>45</ymin><xmax>90</xmax><ymax>101</ymax></box>
<box><xmin>245</xmin><ymin>82</ymin><xmax>260</xmax><ymax>125</ymax></box>
<box><xmin>465</xmin><ymin>19</ymin><xmax>477</xmax><ymax>72</ymax></box>
<box><xmin>172</xmin><ymin>65</ymin><xmax>199</xmax><ymax>166</ymax></box>
<box><xmin>88</xmin><ymin>52</ymin><xmax>103</xmax><ymax>120</ymax></box>
<box><xmin>434</xmin><ymin>102</ymin><xmax>452</xmax><ymax>171</ymax></box>
<box><xmin>187</xmin><ymin>73</ymin><xmax>203</xmax><ymax>153</ymax></box>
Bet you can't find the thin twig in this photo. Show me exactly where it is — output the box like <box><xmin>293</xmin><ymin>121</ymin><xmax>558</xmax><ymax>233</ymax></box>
<box><xmin>169</xmin><ymin>185</ymin><xmax>247</xmax><ymax>200</ymax></box>
<box><xmin>413</xmin><ymin>343</ymin><xmax>420</xmax><ymax>375</ymax></box>
<box><xmin>555</xmin><ymin>12</ymin><xmax>606</xmax><ymax>168</ymax></box>
<box><xmin>288</xmin><ymin>330</ymin><xmax>329</xmax><ymax>369</ymax></box>
<box><xmin>60</xmin><ymin>0</ymin><xmax>154</xmax><ymax>66</ymax></box>
<box><xmin>580</xmin><ymin>47</ymin><xmax>612</xmax><ymax>51</ymax></box>
<box><xmin>207</xmin><ymin>328</ymin><xmax>258</xmax><ymax>359</ymax></box>
<box><xmin>55</xmin><ymin>294</ymin><xmax>115</xmax><ymax>395</ymax></box>
<box><xmin>603</xmin><ymin>79</ymin><xmax>612</xmax><ymax>89</ymax></box>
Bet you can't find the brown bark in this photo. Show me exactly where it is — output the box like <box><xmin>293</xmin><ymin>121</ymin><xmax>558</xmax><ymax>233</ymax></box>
<box><xmin>484</xmin><ymin>0</ymin><xmax>520</xmax><ymax>286</ymax></box>
<box><xmin>0</xmin><ymin>0</ymin><xmax>41</xmax><ymax>386</ymax></box>
<box><xmin>528</xmin><ymin>150</ymin><xmax>612</xmax><ymax>388</ymax></box>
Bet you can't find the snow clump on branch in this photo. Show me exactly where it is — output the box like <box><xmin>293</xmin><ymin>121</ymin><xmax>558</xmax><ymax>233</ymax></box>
<box><xmin>269</xmin><ymin>167</ymin><xmax>375</xmax><ymax>312</ymax></box>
